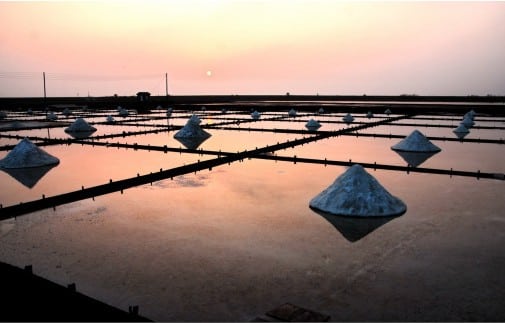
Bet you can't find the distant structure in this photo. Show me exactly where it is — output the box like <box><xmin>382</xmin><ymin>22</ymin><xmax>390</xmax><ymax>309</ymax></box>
<box><xmin>136</xmin><ymin>92</ymin><xmax>151</xmax><ymax>102</ymax></box>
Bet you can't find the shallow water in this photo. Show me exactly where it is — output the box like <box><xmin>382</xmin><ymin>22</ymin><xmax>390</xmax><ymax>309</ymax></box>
<box><xmin>0</xmin><ymin>160</ymin><xmax>503</xmax><ymax>321</ymax></box>
<box><xmin>0</xmin><ymin>111</ymin><xmax>504</xmax><ymax>321</ymax></box>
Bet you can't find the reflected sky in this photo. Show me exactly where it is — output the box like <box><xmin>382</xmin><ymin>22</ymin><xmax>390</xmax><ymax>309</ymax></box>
<box><xmin>0</xmin><ymin>159</ymin><xmax>503</xmax><ymax>321</ymax></box>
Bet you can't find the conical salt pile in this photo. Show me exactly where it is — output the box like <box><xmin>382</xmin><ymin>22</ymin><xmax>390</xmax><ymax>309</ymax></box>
<box><xmin>309</xmin><ymin>164</ymin><xmax>406</xmax><ymax>217</ymax></box>
<box><xmin>65</xmin><ymin>118</ymin><xmax>97</xmax><ymax>133</ymax></box>
<box><xmin>46</xmin><ymin>112</ymin><xmax>57</xmax><ymax>121</ymax></box>
<box><xmin>106</xmin><ymin>115</ymin><xmax>115</xmax><ymax>123</ymax></box>
<box><xmin>385</xmin><ymin>108</ymin><xmax>392</xmax><ymax>115</ymax></box>
<box><xmin>461</xmin><ymin>116</ymin><xmax>474</xmax><ymax>128</ymax></box>
<box><xmin>0</xmin><ymin>138</ymin><xmax>59</xmax><ymax>168</ymax></box>
<box><xmin>453</xmin><ymin>123</ymin><xmax>470</xmax><ymax>134</ymax></box>
<box><xmin>62</xmin><ymin>108</ymin><xmax>72</xmax><ymax>116</ymax></box>
<box><xmin>366</xmin><ymin>111</ymin><xmax>373</xmax><ymax>118</ymax></box>
<box><xmin>318</xmin><ymin>107</ymin><xmax>324</xmax><ymax>114</ymax></box>
<box><xmin>391</xmin><ymin>130</ymin><xmax>441</xmax><ymax>152</ymax></box>
<box><xmin>343</xmin><ymin>113</ymin><xmax>354</xmax><ymax>123</ymax></box>
<box><xmin>251</xmin><ymin>110</ymin><xmax>261</xmax><ymax>119</ymax></box>
<box><xmin>465</xmin><ymin>110</ymin><xmax>476</xmax><ymax>120</ymax></box>
<box><xmin>288</xmin><ymin>108</ymin><xmax>297</xmax><ymax>117</ymax></box>
<box><xmin>118</xmin><ymin>108</ymin><xmax>129</xmax><ymax>117</ymax></box>
<box><xmin>305</xmin><ymin>119</ymin><xmax>321</xmax><ymax>131</ymax></box>
<box><xmin>174</xmin><ymin>115</ymin><xmax>211</xmax><ymax>139</ymax></box>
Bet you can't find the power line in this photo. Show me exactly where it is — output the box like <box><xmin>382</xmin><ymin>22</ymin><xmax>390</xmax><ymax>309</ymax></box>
<box><xmin>0</xmin><ymin>72</ymin><xmax>164</xmax><ymax>81</ymax></box>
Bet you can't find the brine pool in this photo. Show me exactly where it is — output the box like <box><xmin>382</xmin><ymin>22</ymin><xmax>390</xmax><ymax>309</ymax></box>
<box><xmin>0</xmin><ymin>111</ymin><xmax>504</xmax><ymax>321</ymax></box>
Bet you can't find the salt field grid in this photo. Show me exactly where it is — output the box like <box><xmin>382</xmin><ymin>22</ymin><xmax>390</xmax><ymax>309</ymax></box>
<box><xmin>0</xmin><ymin>101</ymin><xmax>505</xmax><ymax>321</ymax></box>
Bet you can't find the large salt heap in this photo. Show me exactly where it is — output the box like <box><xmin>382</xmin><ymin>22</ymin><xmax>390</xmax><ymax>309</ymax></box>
<box><xmin>309</xmin><ymin>164</ymin><xmax>407</xmax><ymax>217</ymax></box>
<box><xmin>391</xmin><ymin>130</ymin><xmax>441</xmax><ymax>152</ymax></box>
<box><xmin>0</xmin><ymin>138</ymin><xmax>59</xmax><ymax>168</ymax></box>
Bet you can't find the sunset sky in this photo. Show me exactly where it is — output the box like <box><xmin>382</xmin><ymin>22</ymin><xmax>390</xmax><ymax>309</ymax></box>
<box><xmin>1</xmin><ymin>1</ymin><xmax>504</xmax><ymax>97</ymax></box>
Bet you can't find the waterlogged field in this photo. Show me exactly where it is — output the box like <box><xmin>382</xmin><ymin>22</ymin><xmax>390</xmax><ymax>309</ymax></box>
<box><xmin>0</xmin><ymin>105</ymin><xmax>504</xmax><ymax>321</ymax></box>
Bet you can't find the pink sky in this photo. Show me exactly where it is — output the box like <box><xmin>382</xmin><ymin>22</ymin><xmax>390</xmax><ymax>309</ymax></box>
<box><xmin>1</xmin><ymin>1</ymin><xmax>504</xmax><ymax>97</ymax></box>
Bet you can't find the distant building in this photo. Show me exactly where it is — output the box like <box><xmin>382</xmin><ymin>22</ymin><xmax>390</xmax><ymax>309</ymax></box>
<box><xmin>136</xmin><ymin>92</ymin><xmax>151</xmax><ymax>102</ymax></box>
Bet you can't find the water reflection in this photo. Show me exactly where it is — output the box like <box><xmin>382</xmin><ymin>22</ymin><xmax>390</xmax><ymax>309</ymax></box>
<box><xmin>310</xmin><ymin>207</ymin><xmax>399</xmax><ymax>242</ymax></box>
<box><xmin>453</xmin><ymin>131</ymin><xmax>469</xmax><ymax>140</ymax></box>
<box><xmin>394</xmin><ymin>150</ymin><xmax>440</xmax><ymax>167</ymax></box>
<box><xmin>0</xmin><ymin>164</ymin><xmax>58</xmax><ymax>188</ymax></box>
<box><xmin>66</xmin><ymin>130</ymin><xmax>96</xmax><ymax>139</ymax></box>
<box><xmin>174</xmin><ymin>136</ymin><xmax>210</xmax><ymax>150</ymax></box>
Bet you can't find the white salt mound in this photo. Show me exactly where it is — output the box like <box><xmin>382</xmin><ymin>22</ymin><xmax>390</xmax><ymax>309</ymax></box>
<box><xmin>288</xmin><ymin>108</ymin><xmax>297</xmax><ymax>117</ymax></box>
<box><xmin>47</xmin><ymin>112</ymin><xmax>57</xmax><ymax>121</ymax></box>
<box><xmin>385</xmin><ymin>108</ymin><xmax>392</xmax><ymax>115</ymax></box>
<box><xmin>0</xmin><ymin>138</ymin><xmax>59</xmax><ymax>168</ymax></box>
<box><xmin>305</xmin><ymin>119</ymin><xmax>321</xmax><ymax>130</ymax></box>
<box><xmin>174</xmin><ymin>115</ymin><xmax>211</xmax><ymax>139</ymax></box>
<box><xmin>318</xmin><ymin>107</ymin><xmax>324</xmax><ymax>114</ymax></box>
<box><xmin>106</xmin><ymin>115</ymin><xmax>115</xmax><ymax>123</ymax></box>
<box><xmin>453</xmin><ymin>123</ymin><xmax>470</xmax><ymax>134</ymax></box>
<box><xmin>461</xmin><ymin>116</ymin><xmax>474</xmax><ymax>128</ymax></box>
<box><xmin>343</xmin><ymin>113</ymin><xmax>354</xmax><ymax>123</ymax></box>
<box><xmin>65</xmin><ymin>118</ymin><xmax>97</xmax><ymax>133</ymax></box>
<box><xmin>118</xmin><ymin>108</ymin><xmax>129</xmax><ymax>117</ymax></box>
<box><xmin>189</xmin><ymin>114</ymin><xmax>201</xmax><ymax>124</ymax></box>
<box><xmin>251</xmin><ymin>111</ymin><xmax>261</xmax><ymax>119</ymax></box>
<box><xmin>366</xmin><ymin>111</ymin><xmax>373</xmax><ymax>118</ymax></box>
<box><xmin>391</xmin><ymin>130</ymin><xmax>441</xmax><ymax>152</ymax></box>
<box><xmin>309</xmin><ymin>164</ymin><xmax>406</xmax><ymax>217</ymax></box>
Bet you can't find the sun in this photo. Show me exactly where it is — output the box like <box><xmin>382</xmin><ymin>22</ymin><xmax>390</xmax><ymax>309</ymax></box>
<box><xmin>206</xmin><ymin>70</ymin><xmax>212</xmax><ymax>77</ymax></box>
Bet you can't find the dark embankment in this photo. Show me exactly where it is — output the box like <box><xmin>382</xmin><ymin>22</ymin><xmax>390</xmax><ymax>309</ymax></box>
<box><xmin>1</xmin><ymin>95</ymin><xmax>504</xmax><ymax>115</ymax></box>
<box><xmin>0</xmin><ymin>261</ymin><xmax>152</xmax><ymax>321</ymax></box>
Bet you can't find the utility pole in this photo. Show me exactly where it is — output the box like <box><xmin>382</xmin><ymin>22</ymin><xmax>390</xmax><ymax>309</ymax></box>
<box><xmin>165</xmin><ymin>73</ymin><xmax>168</xmax><ymax>96</ymax></box>
<box><xmin>43</xmin><ymin>72</ymin><xmax>47</xmax><ymax>113</ymax></box>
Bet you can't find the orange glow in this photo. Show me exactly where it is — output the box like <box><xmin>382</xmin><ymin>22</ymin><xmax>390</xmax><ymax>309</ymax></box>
<box><xmin>1</xmin><ymin>1</ymin><xmax>504</xmax><ymax>96</ymax></box>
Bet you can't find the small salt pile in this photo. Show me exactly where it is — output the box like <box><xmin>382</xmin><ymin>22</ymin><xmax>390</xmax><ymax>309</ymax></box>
<box><xmin>288</xmin><ymin>108</ymin><xmax>297</xmax><ymax>117</ymax></box>
<box><xmin>366</xmin><ymin>111</ymin><xmax>373</xmax><ymax>118</ymax></box>
<box><xmin>174</xmin><ymin>114</ymin><xmax>211</xmax><ymax>139</ymax></box>
<box><xmin>305</xmin><ymin>119</ymin><xmax>321</xmax><ymax>131</ymax></box>
<box><xmin>65</xmin><ymin>118</ymin><xmax>97</xmax><ymax>133</ymax></box>
<box><xmin>46</xmin><ymin>112</ymin><xmax>57</xmax><ymax>121</ymax></box>
<box><xmin>343</xmin><ymin>113</ymin><xmax>354</xmax><ymax>124</ymax></box>
<box><xmin>251</xmin><ymin>110</ymin><xmax>261</xmax><ymax>119</ymax></box>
